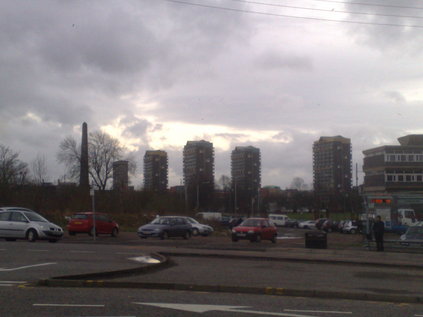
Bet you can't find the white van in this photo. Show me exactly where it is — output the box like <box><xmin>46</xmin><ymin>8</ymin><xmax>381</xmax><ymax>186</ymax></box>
<box><xmin>268</xmin><ymin>214</ymin><xmax>289</xmax><ymax>227</ymax></box>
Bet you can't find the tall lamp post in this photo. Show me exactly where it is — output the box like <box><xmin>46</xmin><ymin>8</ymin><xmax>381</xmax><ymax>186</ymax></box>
<box><xmin>90</xmin><ymin>182</ymin><xmax>96</xmax><ymax>241</ymax></box>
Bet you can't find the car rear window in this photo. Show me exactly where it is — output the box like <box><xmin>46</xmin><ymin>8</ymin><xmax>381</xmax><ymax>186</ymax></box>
<box><xmin>72</xmin><ymin>214</ymin><xmax>89</xmax><ymax>219</ymax></box>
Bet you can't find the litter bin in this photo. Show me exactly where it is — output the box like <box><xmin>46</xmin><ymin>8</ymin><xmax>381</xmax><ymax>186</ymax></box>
<box><xmin>305</xmin><ymin>231</ymin><xmax>327</xmax><ymax>249</ymax></box>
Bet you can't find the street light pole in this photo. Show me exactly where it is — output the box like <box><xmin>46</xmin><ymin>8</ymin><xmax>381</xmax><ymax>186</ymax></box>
<box><xmin>90</xmin><ymin>182</ymin><xmax>96</xmax><ymax>242</ymax></box>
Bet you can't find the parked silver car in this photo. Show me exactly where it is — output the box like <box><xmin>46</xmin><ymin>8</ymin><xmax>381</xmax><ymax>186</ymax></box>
<box><xmin>0</xmin><ymin>207</ymin><xmax>63</xmax><ymax>242</ymax></box>
<box><xmin>184</xmin><ymin>217</ymin><xmax>214</xmax><ymax>236</ymax></box>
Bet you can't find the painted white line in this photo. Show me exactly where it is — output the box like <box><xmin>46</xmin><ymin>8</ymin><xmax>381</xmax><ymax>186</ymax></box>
<box><xmin>135</xmin><ymin>303</ymin><xmax>315</xmax><ymax>316</ymax></box>
<box><xmin>0</xmin><ymin>262</ymin><xmax>56</xmax><ymax>272</ymax></box>
<box><xmin>0</xmin><ymin>284</ymin><xmax>15</xmax><ymax>287</ymax></box>
<box><xmin>33</xmin><ymin>304</ymin><xmax>105</xmax><ymax>307</ymax></box>
<box><xmin>70</xmin><ymin>250</ymin><xmax>96</xmax><ymax>254</ymax></box>
<box><xmin>285</xmin><ymin>309</ymin><xmax>352</xmax><ymax>314</ymax></box>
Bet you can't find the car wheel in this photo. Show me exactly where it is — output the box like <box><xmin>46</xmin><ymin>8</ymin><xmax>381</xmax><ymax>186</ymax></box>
<box><xmin>111</xmin><ymin>227</ymin><xmax>119</xmax><ymax>237</ymax></box>
<box><xmin>192</xmin><ymin>228</ymin><xmax>199</xmax><ymax>236</ymax></box>
<box><xmin>48</xmin><ymin>239</ymin><xmax>58</xmax><ymax>243</ymax></box>
<box><xmin>5</xmin><ymin>238</ymin><xmax>16</xmax><ymax>241</ymax></box>
<box><xmin>27</xmin><ymin>229</ymin><xmax>37</xmax><ymax>242</ymax></box>
<box><xmin>68</xmin><ymin>231</ymin><xmax>76</xmax><ymax>236</ymax></box>
<box><xmin>183</xmin><ymin>231</ymin><xmax>191</xmax><ymax>240</ymax></box>
<box><xmin>161</xmin><ymin>231</ymin><xmax>168</xmax><ymax>240</ymax></box>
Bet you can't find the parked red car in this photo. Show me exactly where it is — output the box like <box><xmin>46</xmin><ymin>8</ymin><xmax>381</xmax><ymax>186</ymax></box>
<box><xmin>67</xmin><ymin>212</ymin><xmax>119</xmax><ymax>237</ymax></box>
<box><xmin>231</xmin><ymin>218</ymin><xmax>277</xmax><ymax>243</ymax></box>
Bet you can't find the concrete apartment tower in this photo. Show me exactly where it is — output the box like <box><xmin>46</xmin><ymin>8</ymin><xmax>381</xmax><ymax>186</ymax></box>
<box><xmin>143</xmin><ymin>150</ymin><xmax>168</xmax><ymax>192</ymax></box>
<box><xmin>79</xmin><ymin>122</ymin><xmax>89</xmax><ymax>188</ymax></box>
<box><xmin>113</xmin><ymin>160</ymin><xmax>129</xmax><ymax>191</ymax></box>
<box><xmin>183</xmin><ymin>140</ymin><xmax>215</xmax><ymax>210</ymax></box>
<box><xmin>313</xmin><ymin>136</ymin><xmax>352</xmax><ymax>212</ymax></box>
<box><xmin>231</xmin><ymin>146</ymin><xmax>261</xmax><ymax>215</ymax></box>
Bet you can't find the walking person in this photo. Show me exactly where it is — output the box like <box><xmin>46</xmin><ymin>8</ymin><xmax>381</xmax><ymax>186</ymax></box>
<box><xmin>373</xmin><ymin>216</ymin><xmax>385</xmax><ymax>251</ymax></box>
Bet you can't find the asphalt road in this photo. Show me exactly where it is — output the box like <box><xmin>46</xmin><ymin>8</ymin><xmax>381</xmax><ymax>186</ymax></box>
<box><xmin>1</xmin><ymin>230</ymin><xmax>422</xmax><ymax>317</ymax></box>
<box><xmin>2</xmin><ymin>286</ymin><xmax>423</xmax><ymax>317</ymax></box>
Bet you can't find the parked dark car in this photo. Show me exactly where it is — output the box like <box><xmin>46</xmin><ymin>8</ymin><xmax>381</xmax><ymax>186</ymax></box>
<box><xmin>315</xmin><ymin>218</ymin><xmax>328</xmax><ymax>230</ymax></box>
<box><xmin>321</xmin><ymin>219</ymin><xmax>337</xmax><ymax>232</ymax></box>
<box><xmin>284</xmin><ymin>218</ymin><xmax>300</xmax><ymax>228</ymax></box>
<box><xmin>137</xmin><ymin>216</ymin><xmax>192</xmax><ymax>239</ymax></box>
<box><xmin>231</xmin><ymin>218</ymin><xmax>277</xmax><ymax>243</ymax></box>
<box><xmin>67</xmin><ymin>212</ymin><xmax>119</xmax><ymax>237</ymax></box>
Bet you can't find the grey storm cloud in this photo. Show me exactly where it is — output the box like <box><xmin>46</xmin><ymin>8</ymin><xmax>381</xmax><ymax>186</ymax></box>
<box><xmin>1</xmin><ymin>0</ymin><xmax>423</xmax><ymax>188</ymax></box>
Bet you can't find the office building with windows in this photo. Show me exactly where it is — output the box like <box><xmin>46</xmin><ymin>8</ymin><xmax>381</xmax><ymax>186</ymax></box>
<box><xmin>231</xmin><ymin>146</ymin><xmax>261</xmax><ymax>215</ymax></box>
<box><xmin>313</xmin><ymin>136</ymin><xmax>352</xmax><ymax>211</ymax></box>
<box><xmin>183</xmin><ymin>140</ymin><xmax>214</xmax><ymax>210</ymax></box>
<box><xmin>363</xmin><ymin>134</ymin><xmax>423</xmax><ymax>194</ymax></box>
<box><xmin>143</xmin><ymin>150</ymin><xmax>168</xmax><ymax>192</ymax></box>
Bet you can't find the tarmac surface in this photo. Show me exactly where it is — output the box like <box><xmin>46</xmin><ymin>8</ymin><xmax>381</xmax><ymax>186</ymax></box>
<box><xmin>39</xmin><ymin>230</ymin><xmax>423</xmax><ymax>304</ymax></box>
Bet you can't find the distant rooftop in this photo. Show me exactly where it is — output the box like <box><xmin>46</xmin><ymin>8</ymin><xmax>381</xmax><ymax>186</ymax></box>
<box><xmin>398</xmin><ymin>134</ymin><xmax>423</xmax><ymax>146</ymax></box>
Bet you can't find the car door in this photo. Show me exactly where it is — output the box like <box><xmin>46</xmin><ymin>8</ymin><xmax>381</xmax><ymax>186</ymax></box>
<box><xmin>261</xmin><ymin>220</ymin><xmax>273</xmax><ymax>240</ymax></box>
<box><xmin>0</xmin><ymin>212</ymin><xmax>12</xmax><ymax>237</ymax></box>
<box><xmin>102</xmin><ymin>215</ymin><xmax>114</xmax><ymax>234</ymax></box>
<box><xmin>95</xmin><ymin>214</ymin><xmax>107</xmax><ymax>234</ymax></box>
<box><xmin>9</xmin><ymin>211</ymin><xmax>29</xmax><ymax>238</ymax></box>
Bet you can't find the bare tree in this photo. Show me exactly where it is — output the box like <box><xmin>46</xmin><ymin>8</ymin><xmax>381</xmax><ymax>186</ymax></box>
<box><xmin>57</xmin><ymin>136</ymin><xmax>81</xmax><ymax>182</ymax></box>
<box><xmin>290</xmin><ymin>177</ymin><xmax>309</xmax><ymax>191</ymax></box>
<box><xmin>0</xmin><ymin>144</ymin><xmax>29</xmax><ymax>185</ymax></box>
<box><xmin>57</xmin><ymin>131</ymin><xmax>135</xmax><ymax>190</ymax></box>
<box><xmin>31</xmin><ymin>154</ymin><xmax>48</xmax><ymax>184</ymax></box>
<box><xmin>89</xmin><ymin>131</ymin><xmax>123</xmax><ymax>190</ymax></box>
<box><xmin>216</xmin><ymin>175</ymin><xmax>231</xmax><ymax>190</ymax></box>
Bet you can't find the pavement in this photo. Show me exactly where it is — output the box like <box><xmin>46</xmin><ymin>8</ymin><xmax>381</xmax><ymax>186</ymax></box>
<box><xmin>37</xmin><ymin>231</ymin><xmax>423</xmax><ymax>305</ymax></box>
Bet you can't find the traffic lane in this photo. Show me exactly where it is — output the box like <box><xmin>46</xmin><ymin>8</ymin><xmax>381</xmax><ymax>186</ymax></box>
<box><xmin>117</xmin><ymin>256</ymin><xmax>423</xmax><ymax>298</ymax></box>
<box><xmin>1</xmin><ymin>286</ymin><xmax>422</xmax><ymax>317</ymax></box>
<box><xmin>0</xmin><ymin>240</ymin><xmax>153</xmax><ymax>281</ymax></box>
<box><xmin>59</xmin><ymin>228</ymin><xmax>364</xmax><ymax>250</ymax></box>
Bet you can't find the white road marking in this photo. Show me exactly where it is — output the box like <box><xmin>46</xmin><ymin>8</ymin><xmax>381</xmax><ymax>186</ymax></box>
<box><xmin>0</xmin><ymin>262</ymin><xmax>56</xmax><ymax>271</ymax></box>
<box><xmin>32</xmin><ymin>304</ymin><xmax>105</xmax><ymax>308</ymax></box>
<box><xmin>134</xmin><ymin>303</ymin><xmax>315</xmax><ymax>316</ymax></box>
<box><xmin>0</xmin><ymin>281</ymin><xmax>27</xmax><ymax>287</ymax></box>
<box><xmin>285</xmin><ymin>309</ymin><xmax>352</xmax><ymax>314</ymax></box>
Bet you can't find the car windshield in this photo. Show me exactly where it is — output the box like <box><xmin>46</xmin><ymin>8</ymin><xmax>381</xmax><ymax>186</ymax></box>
<box><xmin>23</xmin><ymin>211</ymin><xmax>48</xmax><ymax>223</ymax></box>
<box><xmin>240</xmin><ymin>219</ymin><xmax>262</xmax><ymax>227</ymax></box>
<box><xmin>187</xmin><ymin>218</ymin><xmax>199</xmax><ymax>224</ymax></box>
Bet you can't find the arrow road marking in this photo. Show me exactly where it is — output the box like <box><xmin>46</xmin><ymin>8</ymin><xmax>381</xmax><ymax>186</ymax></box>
<box><xmin>134</xmin><ymin>303</ymin><xmax>316</xmax><ymax>316</ymax></box>
<box><xmin>0</xmin><ymin>262</ymin><xmax>57</xmax><ymax>271</ymax></box>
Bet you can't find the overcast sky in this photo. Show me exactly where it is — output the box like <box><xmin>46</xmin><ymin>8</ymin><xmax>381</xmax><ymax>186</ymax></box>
<box><xmin>1</xmin><ymin>0</ymin><xmax>423</xmax><ymax>189</ymax></box>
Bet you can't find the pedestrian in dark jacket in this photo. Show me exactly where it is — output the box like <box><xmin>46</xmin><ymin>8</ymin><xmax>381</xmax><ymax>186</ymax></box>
<box><xmin>373</xmin><ymin>216</ymin><xmax>385</xmax><ymax>251</ymax></box>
